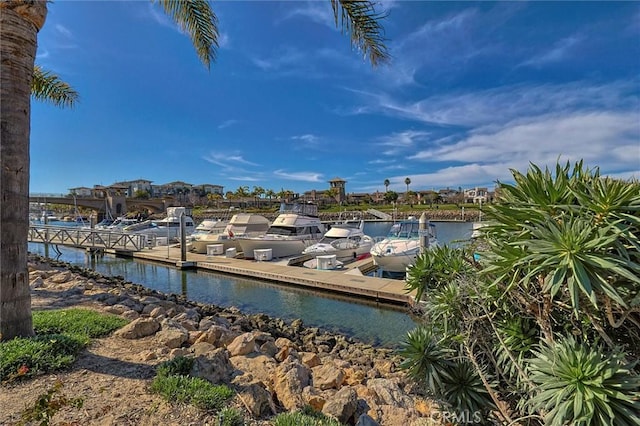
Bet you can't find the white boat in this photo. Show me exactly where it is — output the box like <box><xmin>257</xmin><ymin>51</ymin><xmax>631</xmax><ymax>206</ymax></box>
<box><xmin>237</xmin><ymin>202</ymin><xmax>325</xmax><ymax>259</ymax></box>
<box><xmin>302</xmin><ymin>217</ymin><xmax>374</xmax><ymax>265</ymax></box>
<box><xmin>188</xmin><ymin>218</ymin><xmax>230</xmax><ymax>241</ymax></box>
<box><xmin>40</xmin><ymin>210</ymin><xmax>59</xmax><ymax>222</ymax></box>
<box><xmin>107</xmin><ymin>217</ymin><xmax>142</xmax><ymax>231</ymax></box>
<box><xmin>123</xmin><ymin>207</ymin><xmax>195</xmax><ymax>241</ymax></box>
<box><xmin>188</xmin><ymin>213</ymin><xmax>270</xmax><ymax>254</ymax></box>
<box><xmin>370</xmin><ymin>218</ymin><xmax>438</xmax><ymax>273</ymax></box>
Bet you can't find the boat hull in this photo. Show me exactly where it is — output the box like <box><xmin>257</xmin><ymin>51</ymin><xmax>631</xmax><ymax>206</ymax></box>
<box><xmin>303</xmin><ymin>240</ymin><xmax>373</xmax><ymax>262</ymax></box>
<box><xmin>238</xmin><ymin>237</ymin><xmax>318</xmax><ymax>259</ymax></box>
<box><xmin>189</xmin><ymin>234</ymin><xmax>239</xmax><ymax>254</ymax></box>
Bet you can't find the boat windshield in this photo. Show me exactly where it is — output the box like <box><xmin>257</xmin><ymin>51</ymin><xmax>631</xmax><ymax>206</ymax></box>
<box><xmin>387</xmin><ymin>221</ymin><xmax>420</xmax><ymax>239</ymax></box>
<box><xmin>278</xmin><ymin>202</ymin><xmax>318</xmax><ymax>217</ymax></box>
<box><xmin>268</xmin><ymin>225</ymin><xmax>322</xmax><ymax>236</ymax></box>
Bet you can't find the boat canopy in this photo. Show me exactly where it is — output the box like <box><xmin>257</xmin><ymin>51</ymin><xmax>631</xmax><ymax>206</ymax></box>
<box><xmin>279</xmin><ymin>202</ymin><xmax>318</xmax><ymax>217</ymax></box>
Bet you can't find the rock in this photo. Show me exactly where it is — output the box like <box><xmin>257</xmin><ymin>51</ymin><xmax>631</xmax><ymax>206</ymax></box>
<box><xmin>156</xmin><ymin>328</ymin><xmax>188</xmax><ymax>349</ymax></box>
<box><xmin>322</xmin><ymin>386</ymin><xmax>358</xmax><ymax>424</ymax></box>
<box><xmin>366</xmin><ymin>378</ymin><xmax>413</xmax><ymax>407</ymax></box>
<box><xmin>191</xmin><ymin>348</ymin><xmax>234</xmax><ymax>384</ymax></box>
<box><xmin>230</xmin><ymin>354</ymin><xmax>278</xmax><ymax>388</ymax></box>
<box><xmin>49</xmin><ymin>270</ymin><xmax>72</xmax><ymax>283</ymax></box>
<box><xmin>231</xmin><ymin>377</ymin><xmax>275</xmax><ymax>418</ymax></box>
<box><xmin>301</xmin><ymin>352</ymin><xmax>321</xmax><ymax>368</ymax></box>
<box><xmin>190</xmin><ymin>342</ymin><xmax>217</xmax><ymax>357</ymax></box>
<box><xmin>355</xmin><ymin>414</ymin><xmax>380</xmax><ymax>426</ymax></box>
<box><xmin>29</xmin><ymin>276</ymin><xmax>44</xmax><ymax>288</ymax></box>
<box><xmin>312</xmin><ymin>363</ymin><xmax>345</xmax><ymax>390</ymax></box>
<box><xmin>343</xmin><ymin>367</ymin><xmax>366</xmax><ymax>386</ymax></box>
<box><xmin>273</xmin><ymin>358</ymin><xmax>311</xmax><ymax>411</ymax></box>
<box><xmin>227</xmin><ymin>333</ymin><xmax>257</xmax><ymax>357</ymax></box>
<box><xmin>121</xmin><ymin>309</ymin><xmax>140</xmax><ymax>320</ymax></box>
<box><xmin>302</xmin><ymin>386</ymin><xmax>326</xmax><ymax>411</ymax></box>
<box><xmin>115</xmin><ymin>317</ymin><xmax>160</xmax><ymax>339</ymax></box>
<box><xmin>260</xmin><ymin>340</ymin><xmax>278</xmax><ymax>358</ymax></box>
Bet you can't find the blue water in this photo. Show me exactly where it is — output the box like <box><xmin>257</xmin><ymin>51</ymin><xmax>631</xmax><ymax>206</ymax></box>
<box><xmin>28</xmin><ymin>220</ymin><xmax>473</xmax><ymax>347</ymax></box>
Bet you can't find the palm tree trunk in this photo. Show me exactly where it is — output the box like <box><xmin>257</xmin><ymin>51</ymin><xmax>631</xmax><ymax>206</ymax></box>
<box><xmin>0</xmin><ymin>0</ymin><xmax>47</xmax><ymax>341</ymax></box>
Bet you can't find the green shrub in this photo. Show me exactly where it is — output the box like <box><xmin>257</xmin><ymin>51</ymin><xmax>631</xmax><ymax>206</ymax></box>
<box><xmin>0</xmin><ymin>334</ymin><xmax>88</xmax><ymax>382</ymax></box>
<box><xmin>156</xmin><ymin>356</ymin><xmax>194</xmax><ymax>377</ymax></box>
<box><xmin>33</xmin><ymin>308</ymin><xmax>128</xmax><ymax>338</ymax></box>
<box><xmin>272</xmin><ymin>408</ymin><xmax>342</xmax><ymax>426</ymax></box>
<box><xmin>217</xmin><ymin>407</ymin><xmax>244</xmax><ymax>426</ymax></box>
<box><xmin>150</xmin><ymin>375</ymin><xmax>234</xmax><ymax>411</ymax></box>
<box><xmin>528</xmin><ymin>337</ymin><xmax>640</xmax><ymax>426</ymax></box>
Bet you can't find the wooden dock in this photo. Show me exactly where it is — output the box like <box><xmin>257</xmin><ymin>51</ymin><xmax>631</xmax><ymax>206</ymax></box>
<box><xmin>126</xmin><ymin>246</ymin><xmax>415</xmax><ymax>306</ymax></box>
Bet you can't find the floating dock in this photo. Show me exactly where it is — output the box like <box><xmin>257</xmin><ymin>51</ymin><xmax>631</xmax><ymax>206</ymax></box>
<box><xmin>126</xmin><ymin>246</ymin><xmax>415</xmax><ymax>306</ymax></box>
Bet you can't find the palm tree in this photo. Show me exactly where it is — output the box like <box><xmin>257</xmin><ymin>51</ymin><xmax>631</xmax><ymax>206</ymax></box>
<box><xmin>405</xmin><ymin>177</ymin><xmax>411</xmax><ymax>197</ymax></box>
<box><xmin>384</xmin><ymin>179</ymin><xmax>390</xmax><ymax>193</ymax></box>
<box><xmin>0</xmin><ymin>0</ymin><xmax>388</xmax><ymax>341</ymax></box>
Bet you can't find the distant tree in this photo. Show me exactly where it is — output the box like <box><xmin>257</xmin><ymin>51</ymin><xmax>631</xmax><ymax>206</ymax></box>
<box><xmin>265</xmin><ymin>189</ymin><xmax>276</xmax><ymax>200</ymax></box>
<box><xmin>325</xmin><ymin>187</ymin><xmax>339</xmax><ymax>204</ymax></box>
<box><xmin>406</xmin><ymin>190</ymin><xmax>417</xmax><ymax>207</ymax></box>
<box><xmin>133</xmin><ymin>190</ymin><xmax>150</xmax><ymax>199</ymax></box>
<box><xmin>384</xmin><ymin>191</ymin><xmax>398</xmax><ymax>204</ymax></box>
<box><xmin>252</xmin><ymin>185</ymin><xmax>265</xmax><ymax>208</ymax></box>
<box><xmin>384</xmin><ymin>179</ymin><xmax>390</xmax><ymax>193</ymax></box>
<box><xmin>207</xmin><ymin>192</ymin><xmax>222</xmax><ymax>208</ymax></box>
<box><xmin>235</xmin><ymin>186</ymin><xmax>250</xmax><ymax>198</ymax></box>
<box><xmin>404</xmin><ymin>177</ymin><xmax>411</xmax><ymax>195</ymax></box>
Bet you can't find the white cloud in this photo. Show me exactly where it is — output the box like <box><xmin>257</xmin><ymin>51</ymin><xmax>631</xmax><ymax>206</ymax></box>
<box><xmin>291</xmin><ymin>134</ymin><xmax>319</xmax><ymax>143</ymax></box>
<box><xmin>520</xmin><ymin>34</ymin><xmax>583</xmax><ymax>67</ymax></box>
<box><xmin>55</xmin><ymin>24</ymin><xmax>73</xmax><ymax>38</ymax></box>
<box><xmin>203</xmin><ymin>151</ymin><xmax>259</xmax><ymax>168</ymax></box>
<box><xmin>410</xmin><ymin>112</ymin><xmax>639</xmax><ymax>166</ymax></box>
<box><xmin>273</xmin><ymin>170</ymin><xmax>324</xmax><ymax>182</ymax></box>
<box><xmin>218</xmin><ymin>32</ymin><xmax>230</xmax><ymax>49</ymax></box>
<box><xmin>283</xmin><ymin>1</ymin><xmax>334</xmax><ymax>29</ymax></box>
<box><xmin>217</xmin><ymin>119</ymin><xmax>239</xmax><ymax>129</ymax></box>
<box><xmin>346</xmin><ymin>80</ymin><xmax>639</xmax><ymax>127</ymax></box>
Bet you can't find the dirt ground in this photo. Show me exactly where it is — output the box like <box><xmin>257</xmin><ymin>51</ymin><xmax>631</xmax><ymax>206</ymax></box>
<box><xmin>0</xmin><ymin>290</ymin><xmax>268</xmax><ymax>426</ymax></box>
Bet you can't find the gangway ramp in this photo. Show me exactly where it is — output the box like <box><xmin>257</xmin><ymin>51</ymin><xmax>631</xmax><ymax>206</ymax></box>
<box><xmin>366</xmin><ymin>208</ymin><xmax>392</xmax><ymax>220</ymax></box>
<box><xmin>28</xmin><ymin>225</ymin><xmax>148</xmax><ymax>252</ymax></box>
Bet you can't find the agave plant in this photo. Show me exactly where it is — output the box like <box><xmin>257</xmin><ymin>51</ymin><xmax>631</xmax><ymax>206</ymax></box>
<box><xmin>527</xmin><ymin>337</ymin><xmax>640</xmax><ymax>426</ymax></box>
<box><xmin>494</xmin><ymin>316</ymin><xmax>537</xmax><ymax>387</ymax></box>
<box><xmin>440</xmin><ymin>360</ymin><xmax>495</xmax><ymax>414</ymax></box>
<box><xmin>483</xmin><ymin>161</ymin><xmax>640</xmax><ymax>318</ymax></box>
<box><xmin>405</xmin><ymin>246</ymin><xmax>474</xmax><ymax>302</ymax></box>
<box><xmin>399</xmin><ymin>326</ymin><xmax>455</xmax><ymax>394</ymax></box>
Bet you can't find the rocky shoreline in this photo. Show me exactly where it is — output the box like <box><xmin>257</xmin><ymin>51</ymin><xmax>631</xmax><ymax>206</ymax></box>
<box><xmin>19</xmin><ymin>253</ymin><xmax>441</xmax><ymax>425</ymax></box>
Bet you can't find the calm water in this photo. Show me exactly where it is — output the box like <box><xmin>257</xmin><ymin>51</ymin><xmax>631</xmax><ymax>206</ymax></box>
<box><xmin>28</xmin><ymin>220</ymin><xmax>473</xmax><ymax>347</ymax></box>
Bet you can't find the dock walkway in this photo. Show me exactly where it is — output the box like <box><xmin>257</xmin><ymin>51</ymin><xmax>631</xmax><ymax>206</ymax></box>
<box><xmin>129</xmin><ymin>246</ymin><xmax>414</xmax><ymax>306</ymax></box>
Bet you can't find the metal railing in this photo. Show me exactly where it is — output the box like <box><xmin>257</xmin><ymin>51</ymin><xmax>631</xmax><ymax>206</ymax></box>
<box><xmin>28</xmin><ymin>225</ymin><xmax>148</xmax><ymax>251</ymax></box>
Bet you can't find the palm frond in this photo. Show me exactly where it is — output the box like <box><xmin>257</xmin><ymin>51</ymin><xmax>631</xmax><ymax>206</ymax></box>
<box><xmin>154</xmin><ymin>0</ymin><xmax>219</xmax><ymax>69</ymax></box>
<box><xmin>330</xmin><ymin>0</ymin><xmax>390</xmax><ymax>66</ymax></box>
<box><xmin>31</xmin><ymin>65</ymin><xmax>78</xmax><ymax>108</ymax></box>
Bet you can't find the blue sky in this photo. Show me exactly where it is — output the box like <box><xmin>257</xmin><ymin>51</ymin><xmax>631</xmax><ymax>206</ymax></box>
<box><xmin>31</xmin><ymin>1</ymin><xmax>640</xmax><ymax>196</ymax></box>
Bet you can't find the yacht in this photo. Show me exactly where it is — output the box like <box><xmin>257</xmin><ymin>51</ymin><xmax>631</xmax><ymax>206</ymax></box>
<box><xmin>188</xmin><ymin>213</ymin><xmax>270</xmax><ymax>254</ymax></box>
<box><xmin>237</xmin><ymin>202</ymin><xmax>325</xmax><ymax>259</ymax></box>
<box><xmin>370</xmin><ymin>218</ymin><xmax>438</xmax><ymax>273</ymax></box>
<box><xmin>123</xmin><ymin>207</ymin><xmax>195</xmax><ymax>241</ymax></box>
<box><xmin>302</xmin><ymin>216</ymin><xmax>374</xmax><ymax>266</ymax></box>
